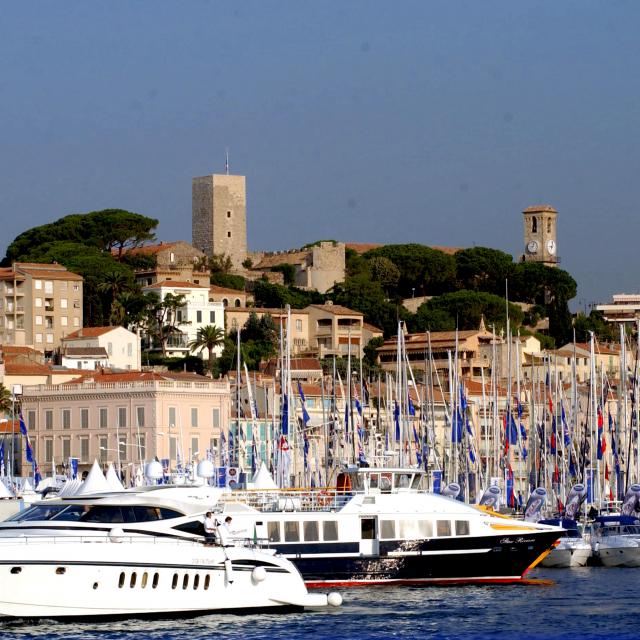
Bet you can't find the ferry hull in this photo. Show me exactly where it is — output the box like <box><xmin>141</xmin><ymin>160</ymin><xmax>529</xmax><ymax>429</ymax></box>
<box><xmin>283</xmin><ymin>531</ymin><xmax>561</xmax><ymax>586</ymax></box>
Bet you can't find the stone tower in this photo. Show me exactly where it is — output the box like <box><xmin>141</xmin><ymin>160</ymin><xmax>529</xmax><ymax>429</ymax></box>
<box><xmin>522</xmin><ymin>204</ymin><xmax>557</xmax><ymax>267</ymax></box>
<box><xmin>192</xmin><ymin>173</ymin><xmax>247</xmax><ymax>271</ymax></box>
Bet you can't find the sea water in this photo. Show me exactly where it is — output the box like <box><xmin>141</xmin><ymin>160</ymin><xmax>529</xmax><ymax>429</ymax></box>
<box><xmin>0</xmin><ymin>567</ymin><xmax>633</xmax><ymax>640</ymax></box>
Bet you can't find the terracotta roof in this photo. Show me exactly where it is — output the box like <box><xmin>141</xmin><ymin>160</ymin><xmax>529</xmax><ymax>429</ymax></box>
<box><xmin>363</xmin><ymin>322</ymin><xmax>383</xmax><ymax>333</ymax></box>
<box><xmin>209</xmin><ymin>285</ymin><xmax>247</xmax><ymax>296</ymax></box>
<box><xmin>143</xmin><ymin>280</ymin><xmax>208</xmax><ymax>289</ymax></box>
<box><xmin>4</xmin><ymin>362</ymin><xmax>52</xmax><ymax>376</ymax></box>
<box><xmin>523</xmin><ymin>204</ymin><xmax>557</xmax><ymax>213</ymax></box>
<box><xmin>64</xmin><ymin>327</ymin><xmax>118</xmax><ymax>339</ymax></box>
<box><xmin>0</xmin><ymin>268</ymin><xmax>24</xmax><ymax>281</ymax></box>
<box><xmin>1</xmin><ymin>345</ymin><xmax>43</xmax><ymax>357</ymax></box>
<box><xmin>14</xmin><ymin>263</ymin><xmax>83</xmax><ymax>281</ymax></box>
<box><xmin>66</xmin><ymin>369</ymin><xmax>212</xmax><ymax>384</ymax></box>
<box><xmin>307</xmin><ymin>304</ymin><xmax>363</xmax><ymax>317</ymax></box>
<box><xmin>227</xmin><ymin>307</ymin><xmax>309</xmax><ymax>315</ymax></box>
<box><xmin>62</xmin><ymin>347</ymin><xmax>109</xmax><ymax>357</ymax></box>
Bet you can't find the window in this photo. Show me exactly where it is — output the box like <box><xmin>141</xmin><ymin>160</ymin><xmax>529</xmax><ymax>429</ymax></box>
<box><xmin>361</xmin><ymin>518</ymin><xmax>375</xmax><ymax>540</ymax></box>
<box><xmin>212</xmin><ymin>408</ymin><xmax>220</xmax><ymax>429</ymax></box>
<box><xmin>531</xmin><ymin>216</ymin><xmax>537</xmax><ymax>233</ymax></box>
<box><xmin>436</xmin><ymin>520</ymin><xmax>451</xmax><ymax>537</ymax></box>
<box><xmin>35</xmin><ymin>315</ymin><xmax>42</xmax><ymax>326</ymax></box>
<box><xmin>45</xmin><ymin>410</ymin><xmax>53</xmax><ymax>430</ymax></box>
<box><xmin>191</xmin><ymin>437</ymin><xmax>198</xmax><ymax>458</ymax></box>
<box><xmin>380</xmin><ymin>520</ymin><xmax>396</xmax><ymax>539</ymax></box>
<box><xmin>46</xmin><ymin>334</ymin><xmax>54</xmax><ymax>344</ymax></box>
<box><xmin>193</xmin><ymin>574</ymin><xmax>200</xmax><ymax>590</ymax></box>
<box><xmin>204</xmin><ymin>575</ymin><xmax>210</xmax><ymax>590</ymax></box>
<box><xmin>78</xmin><ymin>408</ymin><xmax>89</xmax><ymax>430</ymax></box>
<box><xmin>136</xmin><ymin>407</ymin><xmax>145</xmax><ymax>428</ymax></box>
<box><xmin>455</xmin><ymin>520</ymin><xmax>470</xmax><ymax>536</ymax></box>
<box><xmin>322</xmin><ymin>520</ymin><xmax>338</xmax><ymax>541</ymax></box>
<box><xmin>35</xmin><ymin>297</ymin><xmax>43</xmax><ymax>308</ymax></box>
<box><xmin>99</xmin><ymin>408</ymin><xmax>108</xmax><ymax>429</ymax></box>
<box><xmin>62</xmin><ymin>409</ymin><xmax>71</xmax><ymax>430</ymax></box>
<box><xmin>267</xmin><ymin>522</ymin><xmax>280</xmax><ymax>542</ymax></box>
<box><xmin>44</xmin><ymin>438</ymin><xmax>54</xmax><ymax>463</ymax></box>
<box><xmin>35</xmin><ymin>280</ymin><xmax>42</xmax><ymax>290</ymax></box>
<box><xmin>44</xmin><ymin>281</ymin><xmax>53</xmax><ymax>294</ymax></box>
<box><xmin>182</xmin><ymin>574</ymin><xmax>189</xmax><ymax>589</ymax></box>
<box><xmin>547</xmin><ymin>218</ymin><xmax>552</xmax><ymax>233</ymax></box>
<box><xmin>27</xmin><ymin>411</ymin><xmax>36</xmax><ymax>430</ymax></box>
<box><xmin>62</xmin><ymin>437</ymin><xmax>71</xmax><ymax>460</ymax></box>
<box><xmin>296</xmin><ymin>319</ymin><xmax>302</xmax><ymax>331</ymax></box>
<box><xmin>118</xmin><ymin>407</ymin><xmax>127</xmax><ymax>428</ymax></box>
<box><xmin>36</xmin><ymin>333</ymin><xmax>43</xmax><ymax>343</ymax></box>
<box><xmin>99</xmin><ymin>437</ymin><xmax>108</xmax><ymax>463</ymax></box>
<box><xmin>73</xmin><ymin>283</ymin><xmax>79</xmax><ymax>292</ymax></box>
<box><xmin>152</xmin><ymin>573</ymin><xmax>159</xmax><ymax>589</ymax></box>
<box><xmin>141</xmin><ymin>572</ymin><xmax>148</xmax><ymax>588</ymax></box>
<box><xmin>303</xmin><ymin>521</ymin><xmax>319</xmax><ymax>541</ymax></box>
<box><xmin>227</xmin><ymin>210</ymin><xmax>231</xmax><ymax>218</ymax></box>
<box><xmin>234</xmin><ymin>299</ymin><xmax>241</xmax><ymax>308</ymax></box>
<box><xmin>196</xmin><ymin>310</ymin><xmax>202</xmax><ymax>323</ymax></box>
<box><xmin>170</xmin><ymin>252</ymin><xmax>175</xmax><ymax>263</ymax></box>
<box><xmin>227</xmin><ymin>231</ymin><xmax>231</xmax><ymax>238</ymax></box>
<box><xmin>60</xmin><ymin>281</ymin><xmax>67</xmax><ymax>291</ymax></box>
<box><xmin>61</xmin><ymin>316</ymin><xmax>68</xmax><ymax>326</ymax></box>
<box><xmin>73</xmin><ymin>300</ymin><xmax>80</xmax><ymax>308</ymax></box>
<box><xmin>172</xmin><ymin>574</ymin><xmax>178</xmax><ymax>589</ymax></box>
<box><xmin>222</xmin><ymin>298</ymin><xmax>228</xmax><ymax>307</ymax></box>
<box><xmin>119</xmin><ymin>437</ymin><xmax>127</xmax><ymax>462</ymax></box>
<box><xmin>73</xmin><ymin>317</ymin><xmax>80</xmax><ymax>327</ymax></box>
<box><xmin>108</xmin><ymin>342</ymin><xmax>113</xmax><ymax>356</ymax></box>
<box><xmin>119</xmin><ymin>572</ymin><xmax>125</xmax><ymax>588</ymax></box>
<box><xmin>191</xmin><ymin>408</ymin><xmax>198</xmax><ymax>428</ymax></box>
<box><xmin>127</xmin><ymin>342</ymin><xmax>133</xmax><ymax>357</ymax></box>
<box><xmin>168</xmin><ymin>407</ymin><xmax>176</xmax><ymax>428</ymax></box>
<box><xmin>284</xmin><ymin>521</ymin><xmax>299</xmax><ymax>542</ymax></box>
<box><xmin>80</xmin><ymin>437</ymin><xmax>89</xmax><ymax>462</ymax></box>
<box><xmin>209</xmin><ymin>311</ymin><xmax>216</xmax><ymax>323</ymax></box>
<box><xmin>60</xmin><ymin>298</ymin><xmax>68</xmax><ymax>309</ymax></box>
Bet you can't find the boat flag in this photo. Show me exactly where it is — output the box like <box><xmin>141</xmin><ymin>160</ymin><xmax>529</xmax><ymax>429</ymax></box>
<box><xmin>394</xmin><ymin>401</ymin><xmax>400</xmax><ymax>442</ymax></box>
<box><xmin>281</xmin><ymin>393</ymin><xmax>289</xmax><ymax>436</ymax></box>
<box><xmin>561</xmin><ymin>402</ymin><xmax>570</xmax><ymax>446</ymax></box>
<box><xmin>19</xmin><ymin>412</ymin><xmax>33</xmax><ymax>463</ymax></box>
<box><xmin>408</xmin><ymin>396</ymin><xmax>415</xmax><ymax>417</ymax></box>
<box><xmin>508</xmin><ymin>411</ymin><xmax>518</xmax><ymax>445</ymax></box>
<box><xmin>0</xmin><ymin>443</ymin><xmax>4</xmax><ymax>476</ymax></box>
<box><xmin>220</xmin><ymin>431</ymin><xmax>228</xmax><ymax>467</ymax></box>
<box><xmin>303</xmin><ymin>432</ymin><xmax>309</xmax><ymax>471</ymax></box>
<box><xmin>597</xmin><ymin>407</ymin><xmax>604</xmax><ymax>460</ymax></box>
<box><xmin>297</xmin><ymin>382</ymin><xmax>311</xmax><ymax>426</ymax></box>
<box><xmin>506</xmin><ymin>465</ymin><xmax>514</xmax><ymax>507</ymax></box>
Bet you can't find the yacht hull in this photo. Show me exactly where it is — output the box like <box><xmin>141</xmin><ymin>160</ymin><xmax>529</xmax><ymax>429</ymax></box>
<box><xmin>597</xmin><ymin>545</ymin><xmax>640</xmax><ymax>568</ymax></box>
<box><xmin>0</xmin><ymin>538</ymin><xmax>324</xmax><ymax>619</ymax></box>
<box><xmin>540</xmin><ymin>544</ymin><xmax>591</xmax><ymax>568</ymax></box>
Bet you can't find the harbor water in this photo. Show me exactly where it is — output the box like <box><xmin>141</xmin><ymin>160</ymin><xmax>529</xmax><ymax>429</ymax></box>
<box><xmin>0</xmin><ymin>566</ymin><xmax>633</xmax><ymax>640</ymax></box>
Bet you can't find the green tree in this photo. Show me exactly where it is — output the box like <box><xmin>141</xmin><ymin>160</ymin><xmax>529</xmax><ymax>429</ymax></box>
<box><xmin>455</xmin><ymin>247</ymin><xmax>514</xmax><ymax>295</ymax></box>
<box><xmin>188</xmin><ymin>325</ymin><xmax>225</xmax><ymax>375</ymax></box>
<box><xmin>368</xmin><ymin>256</ymin><xmax>400</xmax><ymax>293</ymax></box>
<box><xmin>0</xmin><ymin>384</ymin><xmax>12</xmax><ymax>416</ymax></box>
<box><xmin>272</xmin><ymin>263</ymin><xmax>296</xmax><ymax>286</ymax></box>
<box><xmin>363</xmin><ymin>244</ymin><xmax>457</xmax><ymax>298</ymax></box>
<box><xmin>98</xmin><ymin>271</ymin><xmax>133</xmax><ymax>326</ymax></box>
<box><xmin>573</xmin><ymin>310</ymin><xmax>618</xmax><ymax>344</ymax></box>
<box><xmin>363</xmin><ymin>336</ymin><xmax>385</xmax><ymax>369</ymax></box>
<box><xmin>253</xmin><ymin>280</ymin><xmax>323</xmax><ymax>309</ymax></box>
<box><xmin>144</xmin><ymin>292</ymin><xmax>188</xmax><ymax>357</ymax></box>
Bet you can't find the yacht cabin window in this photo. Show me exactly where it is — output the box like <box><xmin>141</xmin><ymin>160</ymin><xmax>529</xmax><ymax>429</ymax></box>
<box><xmin>455</xmin><ymin>520</ymin><xmax>470</xmax><ymax>536</ymax></box>
<box><xmin>267</xmin><ymin>521</ymin><xmax>280</xmax><ymax>542</ymax></box>
<box><xmin>436</xmin><ymin>520</ymin><xmax>452</xmax><ymax>537</ymax></box>
<box><xmin>380</xmin><ymin>520</ymin><xmax>395</xmax><ymax>539</ymax></box>
<box><xmin>284</xmin><ymin>521</ymin><xmax>300</xmax><ymax>542</ymax></box>
<box><xmin>322</xmin><ymin>520</ymin><xmax>339</xmax><ymax>541</ymax></box>
<box><xmin>303</xmin><ymin>521</ymin><xmax>319</xmax><ymax>541</ymax></box>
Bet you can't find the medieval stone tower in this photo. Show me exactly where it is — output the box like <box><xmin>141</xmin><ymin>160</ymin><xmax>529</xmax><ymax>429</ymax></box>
<box><xmin>522</xmin><ymin>204</ymin><xmax>557</xmax><ymax>267</ymax></box>
<box><xmin>192</xmin><ymin>173</ymin><xmax>247</xmax><ymax>271</ymax></box>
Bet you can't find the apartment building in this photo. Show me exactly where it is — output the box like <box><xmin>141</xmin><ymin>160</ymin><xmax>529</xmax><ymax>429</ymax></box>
<box><xmin>142</xmin><ymin>280</ymin><xmax>225</xmax><ymax>358</ymax></box>
<box><xmin>0</xmin><ymin>263</ymin><xmax>83</xmax><ymax>354</ymax></box>
<box><xmin>61</xmin><ymin>326</ymin><xmax>141</xmax><ymax>371</ymax></box>
<box><xmin>19</xmin><ymin>370</ymin><xmax>231</xmax><ymax>479</ymax></box>
<box><xmin>305</xmin><ymin>303</ymin><xmax>365</xmax><ymax>358</ymax></box>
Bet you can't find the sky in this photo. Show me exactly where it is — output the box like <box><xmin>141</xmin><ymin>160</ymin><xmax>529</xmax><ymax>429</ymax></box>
<box><xmin>1</xmin><ymin>1</ymin><xmax>639</xmax><ymax>308</ymax></box>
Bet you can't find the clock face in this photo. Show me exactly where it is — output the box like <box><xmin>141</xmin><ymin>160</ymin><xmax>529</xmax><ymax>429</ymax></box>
<box><xmin>527</xmin><ymin>240</ymin><xmax>539</xmax><ymax>254</ymax></box>
<box><xmin>546</xmin><ymin>240</ymin><xmax>556</xmax><ymax>255</ymax></box>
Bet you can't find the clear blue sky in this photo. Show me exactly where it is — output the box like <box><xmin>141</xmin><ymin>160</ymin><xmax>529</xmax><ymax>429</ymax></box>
<box><xmin>1</xmin><ymin>1</ymin><xmax>638</xmax><ymax>307</ymax></box>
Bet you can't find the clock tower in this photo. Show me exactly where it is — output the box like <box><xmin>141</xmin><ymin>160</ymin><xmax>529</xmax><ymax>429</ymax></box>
<box><xmin>522</xmin><ymin>204</ymin><xmax>557</xmax><ymax>267</ymax></box>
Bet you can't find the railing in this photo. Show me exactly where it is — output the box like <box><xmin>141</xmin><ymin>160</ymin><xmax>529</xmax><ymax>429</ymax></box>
<box><xmin>216</xmin><ymin>487</ymin><xmax>351</xmax><ymax>513</ymax></box>
<box><xmin>22</xmin><ymin>379</ymin><xmax>230</xmax><ymax>394</ymax></box>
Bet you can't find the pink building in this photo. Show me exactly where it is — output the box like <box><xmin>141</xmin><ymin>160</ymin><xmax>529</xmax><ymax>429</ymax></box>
<box><xmin>19</xmin><ymin>370</ymin><xmax>231</xmax><ymax>480</ymax></box>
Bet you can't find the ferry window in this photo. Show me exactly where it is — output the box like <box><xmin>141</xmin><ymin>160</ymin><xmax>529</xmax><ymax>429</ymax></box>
<box><xmin>380</xmin><ymin>474</ymin><xmax>392</xmax><ymax>492</ymax></box>
<box><xmin>455</xmin><ymin>521</ymin><xmax>470</xmax><ymax>536</ymax></box>
<box><xmin>399</xmin><ymin>520</ymin><xmax>421</xmax><ymax>539</ymax></box>
<box><xmin>141</xmin><ymin>572</ymin><xmax>148</xmax><ymax>588</ymax></box>
<box><xmin>418</xmin><ymin>520</ymin><xmax>433</xmax><ymax>537</ymax></box>
<box><xmin>152</xmin><ymin>573</ymin><xmax>159</xmax><ymax>589</ymax></box>
<box><xmin>303</xmin><ymin>521</ymin><xmax>319</xmax><ymax>541</ymax></box>
<box><xmin>369</xmin><ymin>473</ymin><xmax>379</xmax><ymax>489</ymax></box>
<box><xmin>361</xmin><ymin>518</ymin><xmax>376</xmax><ymax>540</ymax></box>
<box><xmin>323</xmin><ymin>520</ymin><xmax>338</xmax><ymax>541</ymax></box>
<box><xmin>204</xmin><ymin>574</ymin><xmax>211</xmax><ymax>590</ymax></box>
<box><xmin>380</xmin><ymin>520</ymin><xmax>396</xmax><ymax>539</ymax></box>
<box><xmin>118</xmin><ymin>572</ymin><xmax>125</xmax><ymax>588</ymax></box>
<box><xmin>395</xmin><ymin>474</ymin><xmax>411</xmax><ymax>489</ymax></box>
<box><xmin>130</xmin><ymin>572</ymin><xmax>137</xmax><ymax>588</ymax></box>
<box><xmin>437</xmin><ymin>520</ymin><xmax>452</xmax><ymax>537</ymax></box>
<box><xmin>172</xmin><ymin>574</ymin><xmax>178</xmax><ymax>589</ymax></box>
<box><xmin>267</xmin><ymin>521</ymin><xmax>281</xmax><ymax>542</ymax></box>
<box><xmin>193</xmin><ymin>574</ymin><xmax>200</xmax><ymax>590</ymax></box>
<box><xmin>284</xmin><ymin>521</ymin><xmax>300</xmax><ymax>542</ymax></box>
<box><xmin>183</xmin><ymin>574</ymin><xmax>189</xmax><ymax>589</ymax></box>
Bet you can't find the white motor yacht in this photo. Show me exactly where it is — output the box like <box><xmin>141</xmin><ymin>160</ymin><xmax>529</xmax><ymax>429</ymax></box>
<box><xmin>539</xmin><ymin>519</ymin><xmax>591</xmax><ymax>568</ymax></box>
<box><xmin>591</xmin><ymin>515</ymin><xmax>640</xmax><ymax>568</ymax></box>
<box><xmin>0</xmin><ymin>486</ymin><xmax>341</xmax><ymax>620</ymax></box>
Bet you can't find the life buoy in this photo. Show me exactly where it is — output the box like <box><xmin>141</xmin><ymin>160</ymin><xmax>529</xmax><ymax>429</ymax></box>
<box><xmin>315</xmin><ymin>490</ymin><xmax>333</xmax><ymax>507</ymax></box>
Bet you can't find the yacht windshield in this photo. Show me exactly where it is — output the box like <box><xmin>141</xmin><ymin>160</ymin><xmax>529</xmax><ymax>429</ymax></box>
<box><xmin>5</xmin><ymin>504</ymin><xmax>184</xmax><ymax>524</ymax></box>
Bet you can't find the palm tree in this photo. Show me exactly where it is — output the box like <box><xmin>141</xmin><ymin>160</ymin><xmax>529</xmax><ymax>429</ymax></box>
<box><xmin>98</xmin><ymin>271</ymin><xmax>131</xmax><ymax>326</ymax></box>
<box><xmin>188</xmin><ymin>325</ymin><xmax>225</xmax><ymax>375</ymax></box>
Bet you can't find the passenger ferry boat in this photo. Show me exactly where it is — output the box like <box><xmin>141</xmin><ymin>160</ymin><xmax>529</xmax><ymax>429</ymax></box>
<box><xmin>0</xmin><ymin>486</ymin><xmax>341</xmax><ymax>619</ymax></box>
<box><xmin>211</xmin><ymin>466</ymin><xmax>562</xmax><ymax>586</ymax></box>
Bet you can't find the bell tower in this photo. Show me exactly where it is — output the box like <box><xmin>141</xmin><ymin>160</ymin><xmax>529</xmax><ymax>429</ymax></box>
<box><xmin>522</xmin><ymin>204</ymin><xmax>557</xmax><ymax>267</ymax></box>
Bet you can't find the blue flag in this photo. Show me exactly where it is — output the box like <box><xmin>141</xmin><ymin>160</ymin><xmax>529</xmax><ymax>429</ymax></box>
<box><xmin>394</xmin><ymin>402</ymin><xmax>400</xmax><ymax>441</ymax></box>
<box><xmin>281</xmin><ymin>393</ymin><xmax>289</xmax><ymax>436</ymax></box>
<box><xmin>297</xmin><ymin>382</ymin><xmax>311</xmax><ymax>425</ymax></box>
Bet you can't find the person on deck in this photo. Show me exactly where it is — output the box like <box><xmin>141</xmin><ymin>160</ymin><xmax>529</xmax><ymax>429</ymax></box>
<box><xmin>204</xmin><ymin>511</ymin><xmax>217</xmax><ymax>545</ymax></box>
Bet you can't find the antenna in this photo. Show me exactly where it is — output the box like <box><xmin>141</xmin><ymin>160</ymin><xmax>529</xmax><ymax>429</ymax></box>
<box><xmin>225</xmin><ymin>148</ymin><xmax>230</xmax><ymax>175</ymax></box>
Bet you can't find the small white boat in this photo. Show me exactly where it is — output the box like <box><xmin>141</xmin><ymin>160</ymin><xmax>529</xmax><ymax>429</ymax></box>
<box><xmin>0</xmin><ymin>486</ymin><xmax>341</xmax><ymax>620</ymax></box>
<box><xmin>539</xmin><ymin>519</ymin><xmax>591</xmax><ymax>568</ymax></box>
<box><xmin>591</xmin><ymin>515</ymin><xmax>640</xmax><ymax>568</ymax></box>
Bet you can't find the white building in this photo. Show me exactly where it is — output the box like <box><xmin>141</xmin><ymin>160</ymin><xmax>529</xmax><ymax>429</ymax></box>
<box><xmin>62</xmin><ymin>326</ymin><xmax>141</xmax><ymax>371</ymax></box>
<box><xmin>142</xmin><ymin>280</ymin><xmax>225</xmax><ymax>359</ymax></box>
<box><xmin>596</xmin><ymin>294</ymin><xmax>640</xmax><ymax>325</ymax></box>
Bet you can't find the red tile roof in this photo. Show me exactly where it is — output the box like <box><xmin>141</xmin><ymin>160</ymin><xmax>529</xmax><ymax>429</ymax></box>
<box><xmin>64</xmin><ymin>327</ymin><xmax>118</xmax><ymax>339</ymax></box>
<box><xmin>209</xmin><ymin>285</ymin><xmax>247</xmax><ymax>296</ymax></box>
<box><xmin>307</xmin><ymin>304</ymin><xmax>363</xmax><ymax>317</ymax></box>
<box><xmin>143</xmin><ymin>280</ymin><xmax>208</xmax><ymax>289</ymax></box>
